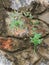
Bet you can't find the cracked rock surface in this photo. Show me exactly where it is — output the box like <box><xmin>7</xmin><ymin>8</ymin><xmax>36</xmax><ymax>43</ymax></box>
<box><xmin>0</xmin><ymin>0</ymin><xmax>49</xmax><ymax>65</ymax></box>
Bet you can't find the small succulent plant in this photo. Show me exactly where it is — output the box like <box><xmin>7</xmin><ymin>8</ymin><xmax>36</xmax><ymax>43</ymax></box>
<box><xmin>10</xmin><ymin>19</ymin><xmax>24</xmax><ymax>29</ymax></box>
<box><xmin>30</xmin><ymin>33</ymin><xmax>43</xmax><ymax>52</ymax></box>
<box><xmin>9</xmin><ymin>11</ymin><xmax>24</xmax><ymax>29</ymax></box>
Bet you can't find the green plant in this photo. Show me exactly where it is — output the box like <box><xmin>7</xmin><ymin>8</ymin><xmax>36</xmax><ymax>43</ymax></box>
<box><xmin>29</xmin><ymin>14</ymin><xmax>33</xmax><ymax>19</ymax></box>
<box><xmin>9</xmin><ymin>11</ymin><xmax>22</xmax><ymax>19</ymax></box>
<box><xmin>9</xmin><ymin>11</ymin><xmax>24</xmax><ymax>29</ymax></box>
<box><xmin>32</xmin><ymin>28</ymin><xmax>37</xmax><ymax>31</ymax></box>
<box><xmin>23</xmin><ymin>12</ymin><xmax>33</xmax><ymax>19</ymax></box>
<box><xmin>23</xmin><ymin>12</ymin><xmax>30</xmax><ymax>17</ymax></box>
<box><xmin>30</xmin><ymin>33</ymin><xmax>43</xmax><ymax>52</ymax></box>
<box><xmin>10</xmin><ymin>19</ymin><xmax>24</xmax><ymax>29</ymax></box>
<box><xmin>10</xmin><ymin>17</ymin><xmax>24</xmax><ymax>29</ymax></box>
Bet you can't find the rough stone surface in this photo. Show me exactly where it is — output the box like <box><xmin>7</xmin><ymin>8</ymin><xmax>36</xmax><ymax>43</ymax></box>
<box><xmin>17</xmin><ymin>1</ymin><xmax>47</xmax><ymax>15</ymax></box>
<box><xmin>10</xmin><ymin>0</ymin><xmax>34</xmax><ymax>10</ymax></box>
<box><xmin>35</xmin><ymin>58</ymin><xmax>49</xmax><ymax>65</ymax></box>
<box><xmin>10</xmin><ymin>0</ymin><xmax>49</xmax><ymax>14</ymax></box>
<box><xmin>38</xmin><ymin>47</ymin><xmax>49</xmax><ymax>60</ymax></box>
<box><xmin>44</xmin><ymin>37</ymin><xmax>49</xmax><ymax>46</ymax></box>
<box><xmin>5</xmin><ymin>11</ymin><xmax>49</xmax><ymax>38</ymax></box>
<box><xmin>35</xmin><ymin>0</ymin><xmax>49</xmax><ymax>7</ymax></box>
<box><xmin>38</xmin><ymin>12</ymin><xmax>49</xmax><ymax>25</ymax></box>
<box><xmin>0</xmin><ymin>0</ymin><xmax>11</xmax><ymax>8</ymax></box>
<box><xmin>0</xmin><ymin>0</ymin><xmax>49</xmax><ymax>65</ymax></box>
<box><xmin>14</xmin><ymin>47</ymin><xmax>40</xmax><ymax>65</ymax></box>
<box><xmin>0</xmin><ymin>37</ymin><xmax>31</xmax><ymax>52</ymax></box>
<box><xmin>0</xmin><ymin>2</ymin><xmax>8</xmax><ymax>36</ymax></box>
<box><xmin>0</xmin><ymin>50</ymin><xmax>14</xmax><ymax>65</ymax></box>
<box><xmin>30</xmin><ymin>1</ymin><xmax>46</xmax><ymax>15</ymax></box>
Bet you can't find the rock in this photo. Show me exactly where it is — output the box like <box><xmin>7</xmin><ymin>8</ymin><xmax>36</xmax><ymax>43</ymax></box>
<box><xmin>0</xmin><ymin>20</ymin><xmax>7</xmax><ymax>36</ymax></box>
<box><xmin>0</xmin><ymin>50</ymin><xmax>14</xmax><ymax>65</ymax></box>
<box><xmin>0</xmin><ymin>0</ymin><xmax>11</xmax><ymax>8</ymax></box>
<box><xmin>35</xmin><ymin>58</ymin><xmax>49</xmax><ymax>65</ymax></box>
<box><xmin>35</xmin><ymin>0</ymin><xmax>49</xmax><ymax>7</ymax></box>
<box><xmin>10</xmin><ymin>0</ymin><xmax>48</xmax><ymax>15</ymax></box>
<box><xmin>38</xmin><ymin>12</ymin><xmax>49</xmax><ymax>25</ymax></box>
<box><xmin>10</xmin><ymin>0</ymin><xmax>34</xmax><ymax>10</ymax></box>
<box><xmin>0</xmin><ymin>37</ymin><xmax>31</xmax><ymax>52</ymax></box>
<box><xmin>30</xmin><ymin>1</ymin><xmax>46</xmax><ymax>15</ymax></box>
<box><xmin>14</xmin><ymin>47</ymin><xmax>40</xmax><ymax>65</ymax></box>
<box><xmin>44</xmin><ymin>37</ymin><xmax>49</xmax><ymax>46</ymax></box>
<box><xmin>31</xmin><ymin>19</ymin><xmax>49</xmax><ymax>36</ymax></box>
<box><xmin>5</xmin><ymin>11</ymin><xmax>29</xmax><ymax>38</ymax></box>
<box><xmin>0</xmin><ymin>4</ymin><xmax>8</xmax><ymax>36</ymax></box>
<box><xmin>38</xmin><ymin>47</ymin><xmax>49</xmax><ymax>60</ymax></box>
<box><xmin>5</xmin><ymin>11</ymin><xmax>49</xmax><ymax>38</ymax></box>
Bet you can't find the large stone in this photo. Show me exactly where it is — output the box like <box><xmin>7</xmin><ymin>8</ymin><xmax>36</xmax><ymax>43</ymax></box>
<box><xmin>0</xmin><ymin>37</ymin><xmax>31</xmax><ymax>52</ymax></box>
<box><xmin>5</xmin><ymin>11</ymin><xmax>49</xmax><ymax>38</ymax></box>
<box><xmin>10</xmin><ymin>0</ymin><xmax>34</xmax><ymax>10</ymax></box>
<box><xmin>14</xmin><ymin>47</ymin><xmax>40</xmax><ymax>65</ymax></box>
<box><xmin>38</xmin><ymin>12</ymin><xmax>49</xmax><ymax>25</ymax></box>
<box><xmin>10</xmin><ymin>0</ymin><xmax>49</xmax><ymax>14</ymax></box>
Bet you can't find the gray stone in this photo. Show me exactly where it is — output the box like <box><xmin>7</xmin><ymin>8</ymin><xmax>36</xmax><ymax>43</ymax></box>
<box><xmin>0</xmin><ymin>50</ymin><xmax>14</xmax><ymax>65</ymax></box>
<box><xmin>10</xmin><ymin>0</ymin><xmax>34</xmax><ymax>10</ymax></box>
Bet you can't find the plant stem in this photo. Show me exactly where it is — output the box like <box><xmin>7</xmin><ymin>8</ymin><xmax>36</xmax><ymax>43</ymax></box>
<box><xmin>34</xmin><ymin>45</ymin><xmax>36</xmax><ymax>53</ymax></box>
